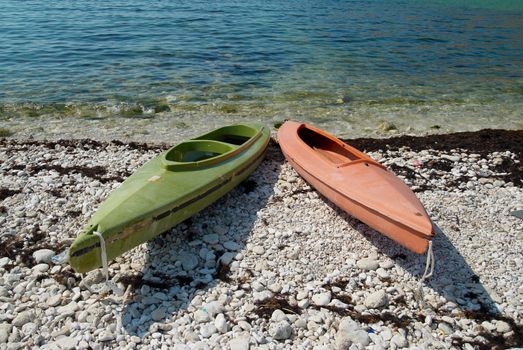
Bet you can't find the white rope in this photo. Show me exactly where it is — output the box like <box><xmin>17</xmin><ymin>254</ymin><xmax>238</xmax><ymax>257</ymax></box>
<box><xmin>420</xmin><ymin>240</ymin><xmax>435</xmax><ymax>283</ymax></box>
<box><xmin>93</xmin><ymin>231</ymin><xmax>123</xmax><ymax>296</ymax></box>
<box><xmin>415</xmin><ymin>240</ymin><xmax>435</xmax><ymax>308</ymax></box>
<box><xmin>93</xmin><ymin>231</ymin><xmax>109</xmax><ymax>282</ymax></box>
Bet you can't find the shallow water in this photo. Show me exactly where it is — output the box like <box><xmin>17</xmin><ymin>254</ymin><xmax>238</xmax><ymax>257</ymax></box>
<box><xmin>1</xmin><ymin>0</ymin><xmax>522</xmax><ymax>138</ymax></box>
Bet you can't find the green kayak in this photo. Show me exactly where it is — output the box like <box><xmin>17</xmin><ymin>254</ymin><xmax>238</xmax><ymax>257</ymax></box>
<box><xmin>69</xmin><ymin>124</ymin><xmax>270</xmax><ymax>273</ymax></box>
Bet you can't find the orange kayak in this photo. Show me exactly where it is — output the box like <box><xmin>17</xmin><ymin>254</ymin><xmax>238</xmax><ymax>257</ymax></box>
<box><xmin>277</xmin><ymin>121</ymin><xmax>435</xmax><ymax>254</ymax></box>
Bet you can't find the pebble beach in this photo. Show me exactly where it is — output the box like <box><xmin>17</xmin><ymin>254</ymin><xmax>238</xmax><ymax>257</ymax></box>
<box><xmin>0</xmin><ymin>129</ymin><xmax>522</xmax><ymax>349</ymax></box>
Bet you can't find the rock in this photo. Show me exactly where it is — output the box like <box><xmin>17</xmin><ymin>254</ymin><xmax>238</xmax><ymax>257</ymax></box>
<box><xmin>298</xmin><ymin>299</ymin><xmax>310</xmax><ymax>308</ymax></box>
<box><xmin>377</xmin><ymin>121</ymin><xmax>397</xmax><ymax>132</ymax></box>
<box><xmin>335</xmin><ymin>332</ymin><xmax>353</xmax><ymax>350</ymax></box>
<box><xmin>312</xmin><ymin>291</ymin><xmax>331</xmax><ymax>306</ymax></box>
<box><xmin>57</xmin><ymin>301</ymin><xmax>78</xmax><ymax>317</ymax></box>
<box><xmin>496</xmin><ymin>320</ymin><xmax>511</xmax><ymax>333</ymax></box>
<box><xmin>0</xmin><ymin>287</ymin><xmax>9</xmax><ymax>297</ymax></box>
<box><xmin>269</xmin><ymin>321</ymin><xmax>292</xmax><ymax>340</ymax></box>
<box><xmin>33</xmin><ymin>263</ymin><xmax>49</xmax><ymax>273</ymax></box>
<box><xmin>0</xmin><ymin>324</ymin><xmax>12</xmax><ymax>343</ymax></box>
<box><xmin>53</xmin><ymin>337</ymin><xmax>78</xmax><ymax>349</ymax></box>
<box><xmin>223</xmin><ymin>241</ymin><xmax>241</xmax><ymax>251</ymax></box>
<box><xmin>348</xmin><ymin>330</ymin><xmax>370</xmax><ymax>346</ymax></box>
<box><xmin>47</xmin><ymin>294</ymin><xmax>62</xmax><ymax>307</ymax></box>
<box><xmin>194</xmin><ymin>309</ymin><xmax>210</xmax><ymax>323</ymax></box>
<box><xmin>329</xmin><ymin>299</ymin><xmax>349</xmax><ymax>309</ymax></box>
<box><xmin>179</xmin><ymin>252</ymin><xmax>199</xmax><ymax>271</ymax></box>
<box><xmin>271</xmin><ymin>310</ymin><xmax>288</xmax><ymax>322</ymax></box>
<box><xmin>438</xmin><ymin>322</ymin><xmax>453</xmax><ymax>335</ymax></box>
<box><xmin>252</xmin><ymin>245</ymin><xmax>265</xmax><ymax>255</ymax></box>
<box><xmin>219</xmin><ymin>252</ymin><xmax>235</xmax><ymax>266</ymax></box>
<box><xmin>12</xmin><ymin>310</ymin><xmax>34</xmax><ymax>327</ymax></box>
<box><xmin>81</xmin><ymin>270</ymin><xmax>105</xmax><ymax>287</ymax></box>
<box><xmin>0</xmin><ymin>257</ymin><xmax>11</xmax><ymax>268</ymax></box>
<box><xmin>202</xmin><ymin>301</ymin><xmax>223</xmax><ymax>317</ymax></box>
<box><xmin>391</xmin><ymin>334</ymin><xmax>408</xmax><ymax>348</ymax></box>
<box><xmin>151</xmin><ymin>307</ymin><xmax>166</xmax><ymax>321</ymax></box>
<box><xmin>376</xmin><ymin>268</ymin><xmax>390</xmax><ymax>280</ymax></box>
<box><xmin>202</xmin><ymin>234</ymin><xmax>219</xmax><ymax>245</ymax></box>
<box><xmin>229</xmin><ymin>336</ymin><xmax>250</xmax><ymax>350</ymax></box>
<box><xmin>200</xmin><ymin>323</ymin><xmax>217</xmax><ymax>338</ymax></box>
<box><xmin>364</xmin><ymin>290</ymin><xmax>388</xmax><ymax>309</ymax></box>
<box><xmin>98</xmin><ymin>331</ymin><xmax>115</xmax><ymax>342</ymax></box>
<box><xmin>32</xmin><ymin>249</ymin><xmax>55</xmax><ymax>264</ymax></box>
<box><xmin>214</xmin><ymin>313</ymin><xmax>228</xmax><ymax>333</ymax></box>
<box><xmin>357</xmin><ymin>258</ymin><xmax>379</xmax><ymax>271</ymax></box>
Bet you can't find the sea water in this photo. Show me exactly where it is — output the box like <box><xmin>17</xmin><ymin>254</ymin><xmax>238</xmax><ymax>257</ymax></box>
<box><xmin>1</xmin><ymin>0</ymin><xmax>522</xmax><ymax>139</ymax></box>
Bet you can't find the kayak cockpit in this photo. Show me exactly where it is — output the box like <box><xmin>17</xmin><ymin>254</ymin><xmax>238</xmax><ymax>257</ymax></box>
<box><xmin>162</xmin><ymin>124</ymin><xmax>264</xmax><ymax>170</ymax></box>
<box><xmin>193</xmin><ymin>124</ymin><xmax>259</xmax><ymax>145</ymax></box>
<box><xmin>297</xmin><ymin>125</ymin><xmax>385</xmax><ymax>169</ymax></box>
<box><xmin>298</xmin><ymin>126</ymin><xmax>359</xmax><ymax>164</ymax></box>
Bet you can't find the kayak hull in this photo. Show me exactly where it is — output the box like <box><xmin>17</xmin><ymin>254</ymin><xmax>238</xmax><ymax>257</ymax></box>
<box><xmin>278</xmin><ymin>121</ymin><xmax>434</xmax><ymax>254</ymax></box>
<box><xmin>70</xmin><ymin>124</ymin><xmax>270</xmax><ymax>273</ymax></box>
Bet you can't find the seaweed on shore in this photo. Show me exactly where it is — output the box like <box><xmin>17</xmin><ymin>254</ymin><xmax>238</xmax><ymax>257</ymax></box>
<box><xmin>0</xmin><ymin>227</ymin><xmax>65</xmax><ymax>267</ymax></box>
<box><xmin>254</xmin><ymin>294</ymin><xmax>302</xmax><ymax>319</ymax></box>
<box><xmin>0</xmin><ymin>188</ymin><xmax>22</xmax><ymax>200</ymax></box>
<box><xmin>27</xmin><ymin>164</ymin><xmax>129</xmax><ymax>184</ymax></box>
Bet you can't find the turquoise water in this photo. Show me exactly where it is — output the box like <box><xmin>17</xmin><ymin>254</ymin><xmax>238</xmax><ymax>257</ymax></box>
<box><xmin>1</xmin><ymin>0</ymin><xmax>522</xmax><ymax>136</ymax></box>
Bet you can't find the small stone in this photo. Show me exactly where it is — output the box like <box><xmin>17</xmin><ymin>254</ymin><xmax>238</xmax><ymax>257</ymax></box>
<box><xmin>296</xmin><ymin>291</ymin><xmax>308</xmax><ymax>300</ymax></box>
<box><xmin>298</xmin><ymin>299</ymin><xmax>310</xmax><ymax>308</ymax></box>
<box><xmin>223</xmin><ymin>241</ymin><xmax>241</xmax><ymax>251</ymax></box>
<box><xmin>347</xmin><ymin>330</ymin><xmax>370</xmax><ymax>346</ymax></box>
<box><xmin>0</xmin><ymin>324</ymin><xmax>12</xmax><ymax>344</ymax></box>
<box><xmin>271</xmin><ymin>310</ymin><xmax>288</xmax><ymax>322</ymax></box>
<box><xmin>214</xmin><ymin>313</ymin><xmax>228</xmax><ymax>333</ymax></box>
<box><xmin>98</xmin><ymin>331</ymin><xmax>115</xmax><ymax>342</ymax></box>
<box><xmin>229</xmin><ymin>336</ymin><xmax>250</xmax><ymax>350</ymax></box>
<box><xmin>357</xmin><ymin>258</ymin><xmax>379</xmax><ymax>271</ymax></box>
<box><xmin>53</xmin><ymin>337</ymin><xmax>78</xmax><ymax>349</ymax></box>
<box><xmin>379</xmin><ymin>260</ymin><xmax>395</xmax><ymax>269</ymax></box>
<box><xmin>252</xmin><ymin>245</ymin><xmax>265</xmax><ymax>255</ymax></box>
<box><xmin>391</xmin><ymin>334</ymin><xmax>408</xmax><ymax>348</ymax></box>
<box><xmin>194</xmin><ymin>309</ymin><xmax>210</xmax><ymax>323</ymax></box>
<box><xmin>376</xmin><ymin>268</ymin><xmax>390</xmax><ymax>280</ymax></box>
<box><xmin>32</xmin><ymin>249</ymin><xmax>55</xmax><ymax>264</ymax></box>
<box><xmin>0</xmin><ymin>257</ymin><xmax>11</xmax><ymax>268</ymax></box>
<box><xmin>202</xmin><ymin>301</ymin><xmax>223</xmax><ymax>317</ymax></box>
<box><xmin>219</xmin><ymin>252</ymin><xmax>235</xmax><ymax>266</ymax></box>
<box><xmin>269</xmin><ymin>320</ymin><xmax>292</xmax><ymax>340</ymax></box>
<box><xmin>12</xmin><ymin>310</ymin><xmax>34</xmax><ymax>327</ymax></box>
<box><xmin>438</xmin><ymin>322</ymin><xmax>453</xmax><ymax>335</ymax></box>
<box><xmin>364</xmin><ymin>290</ymin><xmax>388</xmax><ymax>309</ymax></box>
<box><xmin>202</xmin><ymin>234</ymin><xmax>219</xmax><ymax>245</ymax></box>
<box><xmin>200</xmin><ymin>323</ymin><xmax>217</xmax><ymax>338</ymax></box>
<box><xmin>329</xmin><ymin>299</ymin><xmax>349</xmax><ymax>309</ymax></box>
<box><xmin>312</xmin><ymin>291</ymin><xmax>331</xmax><ymax>306</ymax></box>
<box><xmin>47</xmin><ymin>294</ymin><xmax>62</xmax><ymax>307</ymax></box>
<box><xmin>496</xmin><ymin>320</ymin><xmax>511</xmax><ymax>333</ymax></box>
<box><xmin>268</xmin><ymin>283</ymin><xmax>282</xmax><ymax>293</ymax></box>
<box><xmin>57</xmin><ymin>301</ymin><xmax>78</xmax><ymax>317</ymax></box>
<box><xmin>33</xmin><ymin>263</ymin><xmax>49</xmax><ymax>273</ymax></box>
<box><xmin>335</xmin><ymin>331</ymin><xmax>352</xmax><ymax>350</ymax></box>
<box><xmin>179</xmin><ymin>252</ymin><xmax>199</xmax><ymax>271</ymax></box>
<box><xmin>151</xmin><ymin>307</ymin><xmax>166</xmax><ymax>321</ymax></box>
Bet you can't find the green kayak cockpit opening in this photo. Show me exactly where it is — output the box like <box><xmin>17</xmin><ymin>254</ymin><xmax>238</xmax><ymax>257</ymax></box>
<box><xmin>193</xmin><ymin>124</ymin><xmax>259</xmax><ymax>145</ymax></box>
<box><xmin>164</xmin><ymin>140</ymin><xmax>235</xmax><ymax>163</ymax></box>
<box><xmin>161</xmin><ymin>124</ymin><xmax>264</xmax><ymax>171</ymax></box>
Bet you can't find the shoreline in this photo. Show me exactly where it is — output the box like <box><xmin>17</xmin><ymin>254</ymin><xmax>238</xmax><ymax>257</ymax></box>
<box><xmin>0</xmin><ymin>128</ymin><xmax>522</xmax><ymax>349</ymax></box>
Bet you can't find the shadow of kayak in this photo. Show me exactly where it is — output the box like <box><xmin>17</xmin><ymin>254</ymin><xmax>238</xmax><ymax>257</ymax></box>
<box><xmin>323</xmin><ymin>199</ymin><xmax>502</xmax><ymax>316</ymax></box>
<box><xmin>120</xmin><ymin>142</ymin><xmax>282</xmax><ymax>337</ymax></box>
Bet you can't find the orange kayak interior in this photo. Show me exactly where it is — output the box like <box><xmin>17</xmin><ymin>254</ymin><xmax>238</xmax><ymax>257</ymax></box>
<box><xmin>278</xmin><ymin>121</ymin><xmax>435</xmax><ymax>254</ymax></box>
